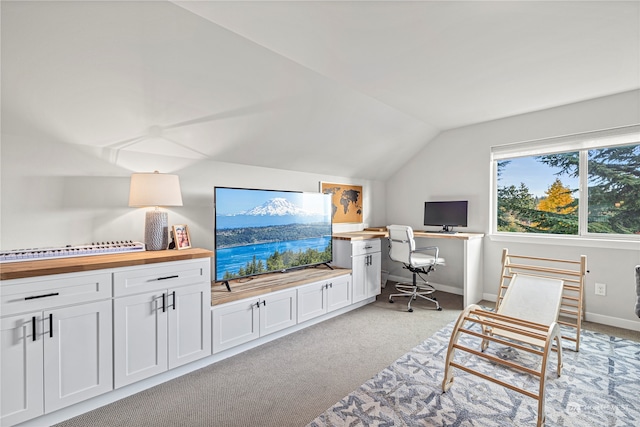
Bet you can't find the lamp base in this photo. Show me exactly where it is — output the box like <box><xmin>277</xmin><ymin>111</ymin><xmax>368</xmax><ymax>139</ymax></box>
<box><xmin>145</xmin><ymin>210</ymin><xmax>168</xmax><ymax>251</ymax></box>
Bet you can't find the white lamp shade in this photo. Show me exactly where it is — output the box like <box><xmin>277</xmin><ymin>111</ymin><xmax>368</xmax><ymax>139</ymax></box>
<box><xmin>128</xmin><ymin>172</ymin><xmax>183</xmax><ymax>207</ymax></box>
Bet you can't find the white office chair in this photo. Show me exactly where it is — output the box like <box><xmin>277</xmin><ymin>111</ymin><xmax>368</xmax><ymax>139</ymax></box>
<box><xmin>387</xmin><ymin>225</ymin><xmax>444</xmax><ymax>312</ymax></box>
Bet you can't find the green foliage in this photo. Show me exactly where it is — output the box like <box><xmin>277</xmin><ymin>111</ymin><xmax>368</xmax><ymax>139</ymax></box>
<box><xmin>497</xmin><ymin>144</ymin><xmax>640</xmax><ymax>235</ymax></box>
<box><xmin>538</xmin><ymin>145</ymin><xmax>640</xmax><ymax>234</ymax></box>
<box><xmin>497</xmin><ymin>179</ymin><xmax>537</xmax><ymax>232</ymax></box>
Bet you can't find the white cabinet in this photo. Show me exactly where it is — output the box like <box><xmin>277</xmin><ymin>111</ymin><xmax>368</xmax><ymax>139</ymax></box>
<box><xmin>333</xmin><ymin>238</ymin><xmax>382</xmax><ymax>303</ymax></box>
<box><xmin>212</xmin><ymin>288</ymin><xmax>297</xmax><ymax>354</ymax></box>
<box><xmin>1</xmin><ymin>312</ymin><xmax>43</xmax><ymax>426</ymax></box>
<box><xmin>297</xmin><ymin>275</ymin><xmax>351</xmax><ymax>323</ymax></box>
<box><xmin>113</xmin><ymin>259</ymin><xmax>211</xmax><ymax>388</ymax></box>
<box><xmin>0</xmin><ymin>273</ymin><xmax>112</xmax><ymax>427</ymax></box>
<box><xmin>44</xmin><ymin>300</ymin><xmax>113</xmax><ymax>413</ymax></box>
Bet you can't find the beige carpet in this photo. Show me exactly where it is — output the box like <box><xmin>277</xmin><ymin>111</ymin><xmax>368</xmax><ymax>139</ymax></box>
<box><xmin>54</xmin><ymin>284</ymin><xmax>637</xmax><ymax>427</ymax></box>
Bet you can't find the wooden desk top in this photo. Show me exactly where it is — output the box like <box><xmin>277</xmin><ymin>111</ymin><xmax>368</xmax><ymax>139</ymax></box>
<box><xmin>332</xmin><ymin>230</ymin><xmax>484</xmax><ymax>241</ymax></box>
<box><xmin>0</xmin><ymin>248</ymin><xmax>214</xmax><ymax>281</ymax></box>
<box><xmin>211</xmin><ymin>265</ymin><xmax>351</xmax><ymax>305</ymax></box>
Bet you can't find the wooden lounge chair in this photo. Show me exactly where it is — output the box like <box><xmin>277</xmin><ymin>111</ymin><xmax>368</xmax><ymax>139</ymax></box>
<box><xmin>442</xmin><ymin>250</ymin><xmax>587</xmax><ymax>426</ymax></box>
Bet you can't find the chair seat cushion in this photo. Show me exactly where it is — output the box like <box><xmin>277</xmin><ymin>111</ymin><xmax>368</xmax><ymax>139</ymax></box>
<box><xmin>410</xmin><ymin>252</ymin><xmax>445</xmax><ymax>268</ymax></box>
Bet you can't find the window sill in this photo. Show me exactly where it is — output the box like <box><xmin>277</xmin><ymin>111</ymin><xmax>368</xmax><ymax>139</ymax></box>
<box><xmin>489</xmin><ymin>233</ymin><xmax>640</xmax><ymax>251</ymax></box>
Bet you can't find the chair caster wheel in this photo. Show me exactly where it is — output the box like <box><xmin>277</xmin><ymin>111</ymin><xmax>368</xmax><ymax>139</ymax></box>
<box><xmin>408</xmin><ymin>308</ymin><xmax>413</xmax><ymax>312</ymax></box>
<box><xmin>433</xmin><ymin>297</ymin><xmax>438</xmax><ymax>301</ymax></box>
<box><xmin>389</xmin><ymin>299</ymin><xmax>394</xmax><ymax>303</ymax></box>
<box><xmin>436</xmin><ymin>307</ymin><xmax>442</xmax><ymax>311</ymax></box>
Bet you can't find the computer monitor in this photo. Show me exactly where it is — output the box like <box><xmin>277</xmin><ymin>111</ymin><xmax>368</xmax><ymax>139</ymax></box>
<box><xmin>424</xmin><ymin>201</ymin><xmax>468</xmax><ymax>232</ymax></box>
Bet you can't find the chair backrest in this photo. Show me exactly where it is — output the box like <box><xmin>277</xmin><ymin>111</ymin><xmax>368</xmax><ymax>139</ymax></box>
<box><xmin>387</xmin><ymin>225</ymin><xmax>416</xmax><ymax>264</ymax></box>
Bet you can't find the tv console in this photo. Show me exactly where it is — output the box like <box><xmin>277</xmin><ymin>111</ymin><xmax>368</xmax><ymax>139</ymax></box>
<box><xmin>2</xmin><ymin>251</ymin><xmax>363</xmax><ymax>427</ymax></box>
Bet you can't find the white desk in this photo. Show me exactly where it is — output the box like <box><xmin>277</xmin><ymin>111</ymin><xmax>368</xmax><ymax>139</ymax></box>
<box><xmin>333</xmin><ymin>230</ymin><xmax>485</xmax><ymax>307</ymax></box>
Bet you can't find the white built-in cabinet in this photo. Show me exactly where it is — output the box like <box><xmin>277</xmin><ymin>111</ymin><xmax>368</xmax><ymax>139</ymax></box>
<box><xmin>0</xmin><ymin>272</ymin><xmax>112</xmax><ymax>427</ymax></box>
<box><xmin>332</xmin><ymin>238</ymin><xmax>382</xmax><ymax>303</ymax></box>
<box><xmin>297</xmin><ymin>274</ymin><xmax>351</xmax><ymax>323</ymax></box>
<box><xmin>211</xmin><ymin>288</ymin><xmax>297</xmax><ymax>353</ymax></box>
<box><xmin>113</xmin><ymin>259</ymin><xmax>212</xmax><ymax>388</ymax></box>
<box><xmin>1</xmin><ymin>248</ymin><xmax>369</xmax><ymax>426</ymax></box>
<box><xmin>1</xmin><ymin>252</ymin><xmax>213</xmax><ymax>427</ymax></box>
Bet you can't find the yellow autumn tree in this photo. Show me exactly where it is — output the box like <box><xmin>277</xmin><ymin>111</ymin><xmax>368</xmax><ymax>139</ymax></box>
<box><xmin>537</xmin><ymin>178</ymin><xmax>577</xmax><ymax>214</ymax></box>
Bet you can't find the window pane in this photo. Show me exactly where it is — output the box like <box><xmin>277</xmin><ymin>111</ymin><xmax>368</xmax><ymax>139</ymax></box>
<box><xmin>497</xmin><ymin>153</ymin><xmax>579</xmax><ymax>234</ymax></box>
<box><xmin>587</xmin><ymin>143</ymin><xmax>640</xmax><ymax>235</ymax></box>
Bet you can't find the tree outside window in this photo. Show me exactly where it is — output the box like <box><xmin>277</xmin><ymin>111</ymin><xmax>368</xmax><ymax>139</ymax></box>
<box><xmin>496</xmin><ymin>143</ymin><xmax>640</xmax><ymax>236</ymax></box>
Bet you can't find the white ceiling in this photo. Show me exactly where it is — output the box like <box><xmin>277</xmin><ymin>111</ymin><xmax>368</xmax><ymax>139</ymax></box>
<box><xmin>2</xmin><ymin>1</ymin><xmax>639</xmax><ymax>180</ymax></box>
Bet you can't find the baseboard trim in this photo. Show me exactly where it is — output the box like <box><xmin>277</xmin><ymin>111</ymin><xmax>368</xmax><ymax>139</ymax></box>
<box><xmin>584</xmin><ymin>312</ymin><xmax>640</xmax><ymax>332</ymax></box>
<box><xmin>387</xmin><ymin>274</ymin><xmax>463</xmax><ymax>296</ymax></box>
<box><xmin>483</xmin><ymin>292</ymin><xmax>639</xmax><ymax>332</ymax></box>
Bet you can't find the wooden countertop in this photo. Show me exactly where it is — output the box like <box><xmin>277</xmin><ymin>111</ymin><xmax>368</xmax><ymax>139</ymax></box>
<box><xmin>332</xmin><ymin>230</ymin><xmax>484</xmax><ymax>241</ymax></box>
<box><xmin>0</xmin><ymin>248</ymin><xmax>214</xmax><ymax>281</ymax></box>
<box><xmin>332</xmin><ymin>231</ymin><xmax>387</xmax><ymax>241</ymax></box>
<box><xmin>211</xmin><ymin>265</ymin><xmax>351</xmax><ymax>306</ymax></box>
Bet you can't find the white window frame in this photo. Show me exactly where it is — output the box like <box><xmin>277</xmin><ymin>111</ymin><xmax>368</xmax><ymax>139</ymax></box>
<box><xmin>490</xmin><ymin>125</ymin><xmax>640</xmax><ymax>249</ymax></box>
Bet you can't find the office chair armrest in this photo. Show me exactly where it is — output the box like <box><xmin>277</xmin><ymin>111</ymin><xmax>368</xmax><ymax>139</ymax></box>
<box><xmin>413</xmin><ymin>246</ymin><xmax>439</xmax><ymax>259</ymax></box>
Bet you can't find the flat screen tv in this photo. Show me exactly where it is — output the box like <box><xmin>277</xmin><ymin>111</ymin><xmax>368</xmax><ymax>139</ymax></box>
<box><xmin>424</xmin><ymin>200</ymin><xmax>468</xmax><ymax>232</ymax></box>
<box><xmin>214</xmin><ymin>187</ymin><xmax>333</xmax><ymax>283</ymax></box>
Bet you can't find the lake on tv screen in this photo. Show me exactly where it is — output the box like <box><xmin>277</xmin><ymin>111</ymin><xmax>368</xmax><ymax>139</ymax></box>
<box><xmin>215</xmin><ymin>235</ymin><xmax>332</xmax><ymax>281</ymax></box>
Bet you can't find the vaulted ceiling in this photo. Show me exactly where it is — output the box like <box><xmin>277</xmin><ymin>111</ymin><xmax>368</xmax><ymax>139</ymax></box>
<box><xmin>2</xmin><ymin>1</ymin><xmax>639</xmax><ymax>179</ymax></box>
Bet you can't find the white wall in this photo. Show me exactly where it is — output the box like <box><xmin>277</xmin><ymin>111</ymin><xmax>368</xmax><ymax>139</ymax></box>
<box><xmin>386</xmin><ymin>90</ymin><xmax>640</xmax><ymax>331</ymax></box>
<box><xmin>0</xmin><ymin>132</ymin><xmax>386</xmax><ymax>258</ymax></box>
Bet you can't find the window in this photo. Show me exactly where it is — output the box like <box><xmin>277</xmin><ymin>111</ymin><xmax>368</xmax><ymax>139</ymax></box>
<box><xmin>492</xmin><ymin>126</ymin><xmax>640</xmax><ymax>238</ymax></box>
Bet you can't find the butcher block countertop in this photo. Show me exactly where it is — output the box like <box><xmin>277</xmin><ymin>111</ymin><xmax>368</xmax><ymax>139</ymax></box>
<box><xmin>0</xmin><ymin>248</ymin><xmax>214</xmax><ymax>281</ymax></box>
<box><xmin>211</xmin><ymin>265</ymin><xmax>351</xmax><ymax>306</ymax></box>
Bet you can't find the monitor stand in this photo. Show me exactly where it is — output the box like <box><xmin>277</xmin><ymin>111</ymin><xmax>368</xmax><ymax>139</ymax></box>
<box><xmin>440</xmin><ymin>226</ymin><xmax>456</xmax><ymax>234</ymax></box>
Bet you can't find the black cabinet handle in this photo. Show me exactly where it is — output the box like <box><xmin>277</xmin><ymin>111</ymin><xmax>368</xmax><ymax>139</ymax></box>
<box><xmin>157</xmin><ymin>275</ymin><xmax>179</xmax><ymax>281</ymax></box>
<box><xmin>162</xmin><ymin>293</ymin><xmax>166</xmax><ymax>312</ymax></box>
<box><xmin>49</xmin><ymin>313</ymin><xmax>53</xmax><ymax>338</ymax></box>
<box><xmin>262</xmin><ymin>300</ymin><xmax>266</xmax><ymax>307</ymax></box>
<box><xmin>32</xmin><ymin>316</ymin><xmax>37</xmax><ymax>341</ymax></box>
<box><xmin>25</xmin><ymin>292</ymin><xmax>59</xmax><ymax>300</ymax></box>
<box><xmin>170</xmin><ymin>291</ymin><xmax>176</xmax><ymax>310</ymax></box>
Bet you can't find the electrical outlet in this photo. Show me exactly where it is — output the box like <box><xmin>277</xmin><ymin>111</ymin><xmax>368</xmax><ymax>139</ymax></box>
<box><xmin>595</xmin><ymin>282</ymin><xmax>606</xmax><ymax>296</ymax></box>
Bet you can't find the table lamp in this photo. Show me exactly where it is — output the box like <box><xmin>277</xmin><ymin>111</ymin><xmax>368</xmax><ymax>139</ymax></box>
<box><xmin>128</xmin><ymin>171</ymin><xmax>183</xmax><ymax>251</ymax></box>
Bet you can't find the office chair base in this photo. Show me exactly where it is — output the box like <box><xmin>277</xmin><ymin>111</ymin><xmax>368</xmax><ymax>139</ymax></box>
<box><xmin>389</xmin><ymin>282</ymin><xmax>441</xmax><ymax>311</ymax></box>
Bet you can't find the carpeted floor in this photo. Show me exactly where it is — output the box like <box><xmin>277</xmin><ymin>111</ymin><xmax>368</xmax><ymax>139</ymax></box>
<box><xmin>52</xmin><ymin>283</ymin><xmax>638</xmax><ymax>427</ymax></box>
<box><xmin>309</xmin><ymin>322</ymin><xmax>640</xmax><ymax>426</ymax></box>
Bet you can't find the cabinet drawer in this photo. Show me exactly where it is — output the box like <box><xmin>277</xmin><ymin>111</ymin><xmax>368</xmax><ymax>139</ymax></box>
<box><xmin>113</xmin><ymin>258</ymin><xmax>210</xmax><ymax>297</ymax></box>
<box><xmin>1</xmin><ymin>272</ymin><xmax>111</xmax><ymax>317</ymax></box>
<box><xmin>351</xmin><ymin>239</ymin><xmax>381</xmax><ymax>256</ymax></box>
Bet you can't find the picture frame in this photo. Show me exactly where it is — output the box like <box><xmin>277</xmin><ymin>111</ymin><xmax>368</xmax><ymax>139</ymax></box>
<box><xmin>172</xmin><ymin>224</ymin><xmax>192</xmax><ymax>250</ymax></box>
<box><xmin>320</xmin><ymin>182</ymin><xmax>363</xmax><ymax>224</ymax></box>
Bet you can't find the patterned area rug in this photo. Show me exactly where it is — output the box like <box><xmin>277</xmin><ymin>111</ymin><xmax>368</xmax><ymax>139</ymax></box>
<box><xmin>309</xmin><ymin>323</ymin><xmax>640</xmax><ymax>426</ymax></box>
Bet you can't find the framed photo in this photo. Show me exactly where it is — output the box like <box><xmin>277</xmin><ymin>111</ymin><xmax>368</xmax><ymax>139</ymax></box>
<box><xmin>320</xmin><ymin>182</ymin><xmax>363</xmax><ymax>224</ymax></box>
<box><xmin>172</xmin><ymin>224</ymin><xmax>191</xmax><ymax>250</ymax></box>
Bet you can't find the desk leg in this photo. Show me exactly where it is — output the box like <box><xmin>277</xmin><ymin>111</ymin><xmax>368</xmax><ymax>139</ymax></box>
<box><xmin>463</xmin><ymin>238</ymin><xmax>483</xmax><ymax>307</ymax></box>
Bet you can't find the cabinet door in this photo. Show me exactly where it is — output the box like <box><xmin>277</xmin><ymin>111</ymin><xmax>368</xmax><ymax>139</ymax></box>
<box><xmin>212</xmin><ymin>298</ymin><xmax>260</xmax><ymax>354</ymax></box>
<box><xmin>365</xmin><ymin>252</ymin><xmax>382</xmax><ymax>298</ymax></box>
<box><xmin>1</xmin><ymin>312</ymin><xmax>43</xmax><ymax>426</ymax></box>
<box><xmin>168</xmin><ymin>283</ymin><xmax>212</xmax><ymax>369</ymax></box>
<box><xmin>114</xmin><ymin>291</ymin><xmax>168</xmax><ymax>388</ymax></box>
<box><xmin>351</xmin><ymin>254</ymin><xmax>367</xmax><ymax>303</ymax></box>
<box><xmin>260</xmin><ymin>288</ymin><xmax>297</xmax><ymax>336</ymax></box>
<box><xmin>327</xmin><ymin>275</ymin><xmax>351</xmax><ymax>312</ymax></box>
<box><xmin>297</xmin><ymin>281</ymin><xmax>327</xmax><ymax>323</ymax></box>
<box><xmin>44</xmin><ymin>300</ymin><xmax>113</xmax><ymax>413</ymax></box>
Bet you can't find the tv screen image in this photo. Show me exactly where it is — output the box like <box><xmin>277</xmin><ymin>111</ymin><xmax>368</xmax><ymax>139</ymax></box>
<box><xmin>424</xmin><ymin>200</ymin><xmax>468</xmax><ymax>232</ymax></box>
<box><xmin>214</xmin><ymin>187</ymin><xmax>333</xmax><ymax>282</ymax></box>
